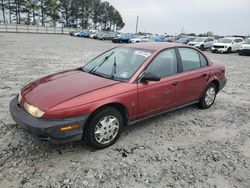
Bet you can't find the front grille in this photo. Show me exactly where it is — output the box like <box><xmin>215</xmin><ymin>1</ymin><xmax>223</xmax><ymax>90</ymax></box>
<box><xmin>213</xmin><ymin>45</ymin><xmax>224</xmax><ymax>49</ymax></box>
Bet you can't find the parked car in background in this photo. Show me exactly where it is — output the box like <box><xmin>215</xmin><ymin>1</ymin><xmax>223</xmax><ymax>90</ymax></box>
<box><xmin>79</xmin><ymin>31</ymin><xmax>90</xmax><ymax>38</ymax></box>
<box><xmin>97</xmin><ymin>32</ymin><xmax>117</xmax><ymax>40</ymax></box>
<box><xmin>211</xmin><ymin>37</ymin><xmax>244</xmax><ymax>53</ymax></box>
<box><xmin>70</xmin><ymin>30</ymin><xmax>78</xmax><ymax>36</ymax></box>
<box><xmin>188</xmin><ymin>37</ymin><xmax>216</xmax><ymax>50</ymax></box>
<box><xmin>112</xmin><ymin>36</ymin><xmax>122</xmax><ymax>43</ymax></box>
<box><xmin>89</xmin><ymin>30</ymin><xmax>99</xmax><ymax>39</ymax></box>
<box><xmin>175</xmin><ymin>36</ymin><xmax>196</xmax><ymax>44</ymax></box>
<box><xmin>118</xmin><ymin>33</ymin><xmax>134</xmax><ymax>43</ymax></box>
<box><xmin>72</xmin><ymin>31</ymin><xmax>82</xmax><ymax>37</ymax></box>
<box><xmin>239</xmin><ymin>38</ymin><xmax>250</xmax><ymax>55</ymax></box>
<box><xmin>129</xmin><ymin>35</ymin><xmax>152</xmax><ymax>43</ymax></box>
<box><xmin>155</xmin><ymin>35</ymin><xmax>166</xmax><ymax>42</ymax></box>
<box><xmin>10</xmin><ymin>43</ymin><xmax>226</xmax><ymax>149</ymax></box>
<box><xmin>165</xmin><ymin>36</ymin><xmax>179</xmax><ymax>42</ymax></box>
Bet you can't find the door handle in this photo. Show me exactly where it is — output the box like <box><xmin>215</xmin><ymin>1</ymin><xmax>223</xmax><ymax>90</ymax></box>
<box><xmin>172</xmin><ymin>81</ymin><xmax>179</xmax><ymax>86</ymax></box>
<box><xmin>202</xmin><ymin>73</ymin><xmax>208</xmax><ymax>77</ymax></box>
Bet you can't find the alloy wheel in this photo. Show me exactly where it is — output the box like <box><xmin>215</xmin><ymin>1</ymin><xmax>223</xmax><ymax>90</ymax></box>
<box><xmin>205</xmin><ymin>87</ymin><xmax>216</xmax><ymax>106</ymax></box>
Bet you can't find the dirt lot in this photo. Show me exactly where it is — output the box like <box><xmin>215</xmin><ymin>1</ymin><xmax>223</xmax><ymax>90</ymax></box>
<box><xmin>0</xmin><ymin>33</ymin><xmax>250</xmax><ymax>188</ymax></box>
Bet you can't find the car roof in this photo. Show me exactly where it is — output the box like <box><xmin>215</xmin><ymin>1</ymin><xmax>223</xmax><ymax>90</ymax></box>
<box><xmin>223</xmin><ymin>37</ymin><xmax>243</xmax><ymax>40</ymax></box>
<box><xmin>124</xmin><ymin>42</ymin><xmax>188</xmax><ymax>51</ymax></box>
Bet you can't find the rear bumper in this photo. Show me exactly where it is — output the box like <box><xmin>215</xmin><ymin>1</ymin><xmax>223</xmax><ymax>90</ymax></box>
<box><xmin>219</xmin><ymin>78</ymin><xmax>227</xmax><ymax>91</ymax></box>
<box><xmin>9</xmin><ymin>97</ymin><xmax>89</xmax><ymax>144</ymax></box>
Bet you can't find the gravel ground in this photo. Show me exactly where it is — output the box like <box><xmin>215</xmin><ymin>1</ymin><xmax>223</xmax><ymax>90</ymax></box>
<box><xmin>0</xmin><ymin>33</ymin><xmax>250</xmax><ymax>188</ymax></box>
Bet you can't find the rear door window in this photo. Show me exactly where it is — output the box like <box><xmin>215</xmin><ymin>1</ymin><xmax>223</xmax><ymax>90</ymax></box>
<box><xmin>178</xmin><ymin>48</ymin><xmax>201</xmax><ymax>72</ymax></box>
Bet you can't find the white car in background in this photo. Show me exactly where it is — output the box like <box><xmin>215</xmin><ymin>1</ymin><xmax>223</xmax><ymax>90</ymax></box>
<box><xmin>211</xmin><ymin>37</ymin><xmax>244</xmax><ymax>53</ymax></box>
<box><xmin>188</xmin><ymin>37</ymin><xmax>216</xmax><ymax>50</ymax></box>
<box><xmin>129</xmin><ymin>35</ymin><xmax>152</xmax><ymax>43</ymax></box>
<box><xmin>239</xmin><ymin>38</ymin><xmax>250</xmax><ymax>55</ymax></box>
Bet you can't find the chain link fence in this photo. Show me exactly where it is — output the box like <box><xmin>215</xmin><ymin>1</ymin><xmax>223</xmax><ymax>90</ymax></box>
<box><xmin>0</xmin><ymin>24</ymin><xmax>76</xmax><ymax>35</ymax></box>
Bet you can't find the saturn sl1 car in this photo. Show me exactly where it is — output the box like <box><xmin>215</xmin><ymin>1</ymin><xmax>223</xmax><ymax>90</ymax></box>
<box><xmin>10</xmin><ymin>42</ymin><xmax>226</xmax><ymax>149</ymax></box>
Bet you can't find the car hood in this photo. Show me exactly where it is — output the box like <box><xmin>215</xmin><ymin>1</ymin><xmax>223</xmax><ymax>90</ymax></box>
<box><xmin>242</xmin><ymin>44</ymin><xmax>250</xmax><ymax>49</ymax></box>
<box><xmin>21</xmin><ymin>69</ymin><xmax>119</xmax><ymax>111</ymax></box>
<box><xmin>213</xmin><ymin>43</ymin><xmax>231</xmax><ymax>46</ymax></box>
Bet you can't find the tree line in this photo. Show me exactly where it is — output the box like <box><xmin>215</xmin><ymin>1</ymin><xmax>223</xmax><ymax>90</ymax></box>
<box><xmin>0</xmin><ymin>0</ymin><xmax>125</xmax><ymax>31</ymax></box>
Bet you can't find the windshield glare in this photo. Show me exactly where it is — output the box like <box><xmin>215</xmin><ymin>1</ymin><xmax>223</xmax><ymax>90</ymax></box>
<box><xmin>193</xmin><ymin>37</ymin><xmax>205</xmax><ymax>42</ymax></box>
<box><xmin>218</xmin><ymin>38</ymin><xmax>233</xmax><ymax>43</ymax></box>
<box><xmin>83</xmin><ymin>47</ymin><xmax>153</xmax><ymax>81</ymax></box>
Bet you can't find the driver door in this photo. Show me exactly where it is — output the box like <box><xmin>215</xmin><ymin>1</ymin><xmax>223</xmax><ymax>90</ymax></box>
<box><xmin>137</xmin><ymin>49</ymin><xmax>178</xmax><ymax>118</ymax></box>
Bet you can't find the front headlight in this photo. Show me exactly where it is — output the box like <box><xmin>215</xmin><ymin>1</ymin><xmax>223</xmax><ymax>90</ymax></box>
<box><xmin>18</xmin><ymin>91</ymin><xmax>22</xmax><ymax>104</ymax></box>
<box><xmin>23</xmin><ymin>102</ymin><xmax>45</xmax><ymax>118</ymax></box>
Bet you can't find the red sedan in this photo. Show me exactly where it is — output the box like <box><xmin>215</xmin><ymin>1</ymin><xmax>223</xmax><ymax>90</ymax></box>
<box><xmin>10</xmin><ymin>42</ymin><xmax>226</xmax><ymax>149</ymax></box>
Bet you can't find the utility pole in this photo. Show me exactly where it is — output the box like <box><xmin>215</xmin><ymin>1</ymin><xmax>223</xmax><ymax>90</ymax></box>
<box><xmin>135</xmin><ymin>16</ymin><xmax>139</xmax><ymax>34</ymax></box>
<box><xmin>181</xmin><ymin>27</ymin><xmax>184</xmax><ymax>34</ymax></box>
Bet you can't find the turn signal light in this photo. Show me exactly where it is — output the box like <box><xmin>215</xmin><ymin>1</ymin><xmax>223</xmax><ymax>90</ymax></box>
<box><xmin>60</xmin><ymin>125</ymin><xmax>80</xmax><ymax>132</ymax></box>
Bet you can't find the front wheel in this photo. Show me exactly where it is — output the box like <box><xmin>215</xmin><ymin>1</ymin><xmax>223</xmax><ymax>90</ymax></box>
<box><xmin>226</xmin><ymin>47</ymin><xmax>232</xmax><ymax>54</ymax></box>
<box><xmin>199</xmin><ymin>83</ymin><xmax>217</xmax><ymax>109</ymax></box>
<box><xmin>200</xmin><ymin>45</ymin><xmax>205</xmax><ymax>51</ymax></box>
<box><xmin>84</xmin><ymin>107</ymin><xmax>123</xmax><ymax>149</ymax></box>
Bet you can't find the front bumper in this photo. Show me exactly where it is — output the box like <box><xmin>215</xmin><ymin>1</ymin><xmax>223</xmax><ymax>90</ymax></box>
<box><xmin>239</xmin><ymin>49</ymin><xmax>250</xmax><ymax>55</ymax></box>
<box><xmin>9</xmin><ymin>97</ymin><xmax>89</xmax><ymax>144</ymax></box>
<box><xmin>211</xmin><ymin>47</ymin><xmax>227</xmax><ymax>53</ymax></box>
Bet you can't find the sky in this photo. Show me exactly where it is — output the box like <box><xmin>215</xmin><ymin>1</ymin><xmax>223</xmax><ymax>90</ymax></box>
<box><xmin>106</xmin><ymin>0</ymin><xmax>250</xmax><ymax>36</ymax></box>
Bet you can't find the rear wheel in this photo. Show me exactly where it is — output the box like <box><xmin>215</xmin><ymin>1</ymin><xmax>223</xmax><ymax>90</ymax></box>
<box><xmin>84</xmin><ymin>107</ymin><xmax>123</xmax><ymax>149</ymax></box>
<box><xmin>199</xmin><ymin>83</ymin><xmax>217</xmax><ymax>109</ymax></box>
<box><xmin>200</xmin><ymin>45</ymin><xmax>205</xmax><ymax>51</ymax></box>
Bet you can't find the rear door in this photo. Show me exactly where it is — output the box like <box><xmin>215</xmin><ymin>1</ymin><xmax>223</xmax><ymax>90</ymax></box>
<box><xmin>137</xmin><ymin>48</ymin><xmax>178</xmax><ymax>118</ymax></box>
<box><xmin>174</xmin><ymin>48</ymin><xmax>210</xmax><ymax>106</ymax></box>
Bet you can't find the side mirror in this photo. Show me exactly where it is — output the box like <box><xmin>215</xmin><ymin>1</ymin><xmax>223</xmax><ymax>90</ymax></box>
<box><xmin>140</xmin><ymin>72</ymin><xmax>161</xmax><ymax>83</ymax></box>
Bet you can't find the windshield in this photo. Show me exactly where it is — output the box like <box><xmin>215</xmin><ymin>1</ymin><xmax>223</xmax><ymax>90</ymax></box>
<box><xmin>218</xmin><ymin>38</ymin><xmax>233</xmax><ymax>43</ymax></box>
<box><xmin>245</xmin><ymin>38</ymin><xmax>250</xmax><ymax>44</ymax></box>
<box><xmin>193</xmin><ymin>37</ymin><xmax>205</xmax><ymax>42</ymax></box>
<box><xmin>83</xmin><ymin>47</ymin><xmax>153</xmax><ymax>81</ymax></box>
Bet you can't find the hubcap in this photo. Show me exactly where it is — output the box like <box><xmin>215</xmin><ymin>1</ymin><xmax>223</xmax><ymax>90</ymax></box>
<box><xmin>205</xmin><ymin>87</ymin><xmax>216</xmax><ymax>106</ymax></box>
<box><xmin>94</xmin><ymin>115</ymin><xmax>119</xmax><ymax>144</ymax></box>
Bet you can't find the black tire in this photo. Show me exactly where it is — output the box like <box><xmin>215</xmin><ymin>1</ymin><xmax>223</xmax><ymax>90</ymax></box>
<box><xmin>200</xmin><ymin>45</ymin><xmax>205</xmax><ymax>51</ymax></box>
<box><xmin>199</xmin><ymin>83</ymin><xmax>217</xmax><ymax>109</ymax></box>
<box><xmin>226</xmin><ymin>47</ymin><xmax>232</xmax><ymax>54</ymax></box>
<box><xmin>84</xmin><ymin>107</ymin><xmax>123</xmax><ymax>149</ymax></box>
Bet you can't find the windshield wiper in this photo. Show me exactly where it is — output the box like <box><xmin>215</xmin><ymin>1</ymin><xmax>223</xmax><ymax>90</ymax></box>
<box><xmin>111</xmin><ymin>56</ymin><xmax>117</xmax><ymax>79</ymax></box>
<box><xmin>89</xmin><ymin>51</ymin><xmax>114</xmax><ymax>73</ymax></box>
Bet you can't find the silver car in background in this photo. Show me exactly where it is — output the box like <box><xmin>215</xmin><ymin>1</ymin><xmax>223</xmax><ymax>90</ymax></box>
<box><xmin>188</xmin><ymin>37</ymin><xmax>216</xmax><ymax>50</ymax></box>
